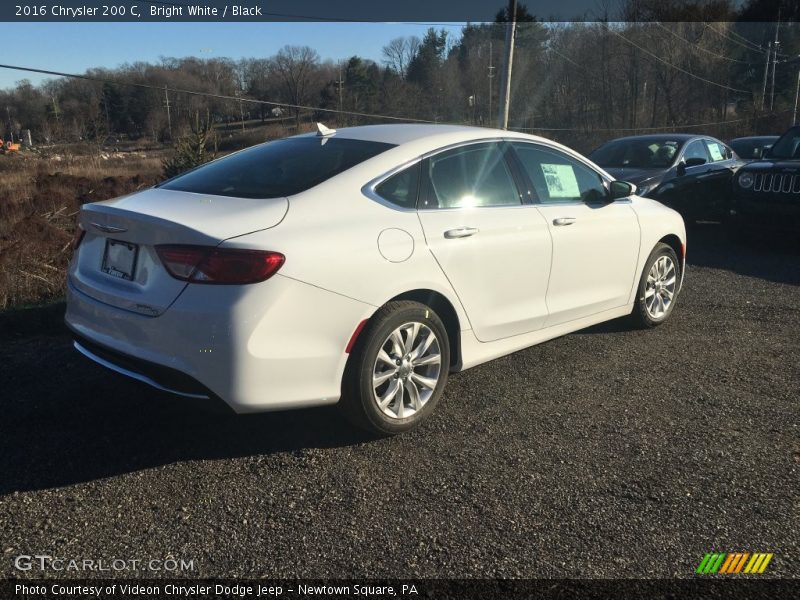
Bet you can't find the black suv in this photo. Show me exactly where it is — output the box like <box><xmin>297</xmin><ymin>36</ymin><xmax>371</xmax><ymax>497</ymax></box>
<box><xmin>730</xmin><ymin>126</ymin><xmax>800</xmax><ymax>236</ymax></box>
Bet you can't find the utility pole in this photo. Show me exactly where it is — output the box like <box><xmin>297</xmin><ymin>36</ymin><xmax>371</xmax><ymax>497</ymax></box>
<box><xmin>793</xmin><ymin>65</ymin><xmax>800</xmax><ymax>126</ymax></box>
<box><xmin>761</xmin><ymin>41</ymin><xmax>771</xmax><ymax>110</ymax></box>
<box><xmin>163</xmin><ymin>85</ymin><xmax>172</xmax><ymax>140</ymax></box>
<box><xmin>236</xmin><ymin>90</ymin><xmax>245</xmax><ymax>133</ymax></box>
<box><xmin>336</xmin><ymin>65</ymin><xmax>344</xmax><ymax>117</ymax></box>
<box><xmin>497</xmin><ymin>0</ymin><xmax>517</xmax><ymax>130</ymax></box>
<box><xmin>103</xmin><ymin>95</ymin><xmax>111</xmax><ymax>136</ymax></box>
<box><xmin>770</xmin><ymin>17</ymin><xmax>780</xmax><ymax>111</ymax></box>
<box><xmin>51</xmin><ymin>96</ymin><xmax>60</xmax><ymax>123</ymax></box>
<box><xmin>488</xmin><ymin>41</ymin><xmax>495</xmax><ymax>125</ymax></box>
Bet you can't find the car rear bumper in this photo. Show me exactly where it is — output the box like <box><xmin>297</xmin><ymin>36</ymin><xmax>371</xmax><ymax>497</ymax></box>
<box><xmin>71</xmin><ymin>334</ymin><xmax>234</xmax><ymax>413</ymax></box>
<box><xmin>65</xmin><ymin>274</ymin><xmax>374</xmax><ymax>413</ymax></box>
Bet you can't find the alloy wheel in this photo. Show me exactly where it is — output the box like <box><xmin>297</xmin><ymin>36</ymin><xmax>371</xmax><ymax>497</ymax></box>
<box><xmin>645</xmin><ymin>255</ymin><xmax>677</xmax><ymax>319</ymax></box>
<box><xmin>372</xmin><ymin>322</ymin><xmax>442</xmax><ymax>419</ymax></box>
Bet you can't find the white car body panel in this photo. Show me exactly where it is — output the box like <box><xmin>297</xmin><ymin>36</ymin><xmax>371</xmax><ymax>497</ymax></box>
<box><xmin>459</xmin><ymin>304</ymin><xmax>633</xmax><ymax>371</ymax></box>
<box><xmin>67</xmin><ymin>273</ymin><xmax>371</xmax><ymax>411</ymax></box>
<box><xmin>71</xmin><ymin>191</ymin><xmax>288</xmax><ymax>315</ymax></box>
<box><xmin>65</xmin><ymin>124</ymin><xmax>686</xmax><ymax>414</ymax></box>
<box><xmin>535</xmin><ymin>201</ymin><xmax>641</xmax><ymax>327</ymax></box>
<box><xmin>417</xmin><ymin>205</ymin><xmax>551</xmax><ymax>342</ymax></box>
<box><xmin>626</xmin><ymin>196</ymin><xmax>687</xmax><ymax>303</ymax></box>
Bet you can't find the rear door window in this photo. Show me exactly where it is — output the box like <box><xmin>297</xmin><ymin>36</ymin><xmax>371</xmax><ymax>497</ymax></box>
<box><xmin>683</xmin><ymin>140</ymin><xmax>710</xmax><ymax>163</ymax></box>
<box><xmin>161</xmin><ymin>137</ymin><xmax>395</xmax><ymax>199</ymax></box>
<box><xmin>420</xmin><ymin>143</ymin><xmax>520</xmax><ymax>209</ymax></box>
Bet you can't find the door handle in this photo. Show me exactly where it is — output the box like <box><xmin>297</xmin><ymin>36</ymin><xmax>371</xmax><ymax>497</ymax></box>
<box><xmin>553</xmin><ymin>217</ymin><xmax>576</xmax><ymax>226</ymax></box>
<box><xmin>444</xmin><ymin>227</ymin><xmax>479</xmax><ymax>239</ymax></box>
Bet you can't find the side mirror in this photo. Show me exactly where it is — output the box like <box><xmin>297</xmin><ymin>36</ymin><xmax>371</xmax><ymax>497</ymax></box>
<box><xmin>677</xmin><ymin>157</ymin><xmax>706</xmax><ymax>176</ymax></box>
<box><xmin>609</xmin><ymin>180</ymin><xmax>636</xmax><ymax>200</ymax></box>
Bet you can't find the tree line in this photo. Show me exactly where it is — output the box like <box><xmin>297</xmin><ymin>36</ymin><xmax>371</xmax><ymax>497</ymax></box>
<box><xmin>2</xmin><ymin>0</ymin><xmax>799</xmax><ymax>154</ymax></box>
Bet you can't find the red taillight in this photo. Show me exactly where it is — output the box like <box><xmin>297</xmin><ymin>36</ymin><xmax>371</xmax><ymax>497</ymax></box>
<box><xmin>73</xmin><ymin>226</ymin><xmax>86</xmax><ymax>250</ymax></box>
<box><xmin>156</xmin><ymin>245</ymin><xmax>284</xmax><ymax>284</ymax></box>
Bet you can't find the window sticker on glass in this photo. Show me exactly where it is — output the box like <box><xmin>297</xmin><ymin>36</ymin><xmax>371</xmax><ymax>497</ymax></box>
<box><xmin>540</xmin><ymin>164</ymin><xmax>581</xmax><ymax>198</ymax></box>
<box><xmin>707</xmin><ymin>144</ymin><xmax>723</xmax><ymax>161</ymax></box>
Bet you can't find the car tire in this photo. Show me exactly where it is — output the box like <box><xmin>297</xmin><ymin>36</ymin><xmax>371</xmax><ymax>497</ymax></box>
<box><xmin>631</xmin><ymin>243</ymin><xmax>680</xmax><ymax>328</ymax></box>
<box><xmin>340</xmin><ymin>300</ymin><xmax>450</xmax><ymax>436</ymax></box>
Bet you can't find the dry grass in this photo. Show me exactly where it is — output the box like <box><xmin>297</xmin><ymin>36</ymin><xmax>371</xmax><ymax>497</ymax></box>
<box><xmin>0</xmin><ymin>121</ymin><xmax>315</xmax><ymax>310</ymax></box>
<box><xmin>0</xmin><ymin>152</ymin><xmax>163</xmax><ymax>310</ymax></box>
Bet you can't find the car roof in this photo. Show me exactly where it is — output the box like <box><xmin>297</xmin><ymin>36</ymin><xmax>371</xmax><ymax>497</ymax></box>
<box><xmin>290</xmin><ymin>123</ymin><xmax>616</xmax><ymax>184</ymax></box>
<box><xmin>730</xmin><ymin>135</ymin><xmax>779</xmax><ymax>142</ymax></box>
<box><xmin>601</xmin><ymin>133</ymin><xmax>702</xmax><ymax>143</ymax></box>
<box><xmin>296</xmin><ymin>123</ymin><xmax>544</xmax><ymax>147</ymax></box>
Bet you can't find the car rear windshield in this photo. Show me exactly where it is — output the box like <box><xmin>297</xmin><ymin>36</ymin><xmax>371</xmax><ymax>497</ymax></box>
<box><xmin>589</xmin><ymin>138</ymin><xmax>684</xmax><ymax>169</ymax></box>
<box><xmin>160</xmin><ymin>137</ymin><xmax>395</xmax><ymax>198</ymax></box>
<box><xmin>765</xmin><ymin>128</ymin><xmax>800</xmax><ymax>160</ymax></box>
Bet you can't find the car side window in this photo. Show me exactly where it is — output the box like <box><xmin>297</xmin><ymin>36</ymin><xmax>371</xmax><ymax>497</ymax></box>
<box><xmin>704</xmin><ymin>140</ymin><xmax>729</xmax><ymax>162</ymax></box>
<box><xmin>683</xmin><ymin>140</ymin><xmax>710</xmax><ymax>163</ymax></box>
<box><xmin>421</xmin><ymin>143</ymin><xmax>520</xmax><ymax>209</ymax></box>
<box><xmin>511</xmin><ymin>142</ymin><xmax>607</xmax><ymax>204</ymax></box>
<box><xmin>374</xmin><ymin>162</ymin><xmax>420</xmax><ymax>209</ymax></box>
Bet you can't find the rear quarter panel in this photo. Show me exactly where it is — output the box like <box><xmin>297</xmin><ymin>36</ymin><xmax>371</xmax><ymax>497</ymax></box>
<box><xmin>220</xmin><ymin>162</ymin><xmax>471</xmax><ymax>331</ymax></box>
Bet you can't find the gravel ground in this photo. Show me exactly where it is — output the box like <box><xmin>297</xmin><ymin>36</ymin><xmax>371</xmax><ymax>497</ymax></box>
<box><xmin>0</xmin><ymin>225</ymin><xmax>797</xmax><ymax>579</ymax></box>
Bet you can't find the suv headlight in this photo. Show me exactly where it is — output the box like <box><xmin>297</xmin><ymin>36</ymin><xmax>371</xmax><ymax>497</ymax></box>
<box><xmin>738</xmin><ymin>172</ymin><xmax>754</xmax><ymax>189</ymax></box>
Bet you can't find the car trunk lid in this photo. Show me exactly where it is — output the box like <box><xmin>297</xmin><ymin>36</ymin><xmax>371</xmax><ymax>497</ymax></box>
<box><xmin>69</xmin><ymin>188</ymin><xmax>288</xmax><ymax>316</ymax></box>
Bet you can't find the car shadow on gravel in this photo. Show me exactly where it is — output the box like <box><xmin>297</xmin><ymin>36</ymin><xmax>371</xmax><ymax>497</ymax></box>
<box><xmin>686</xmin><ymin>223</ymin><xmax>800</xmax><ymax>286</ymax></box>
<box><xmin>0</xmin><ymin>334</ymin><xmax>373</xmax><ymax>494</ymax></box>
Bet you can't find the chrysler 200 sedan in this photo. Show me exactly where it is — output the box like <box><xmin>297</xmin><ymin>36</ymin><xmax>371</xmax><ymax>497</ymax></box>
<box><xmin>589</xmin><ymin>134</ymin><xmax>741</xmax><ymax>222</ymax></box>
<box><xmin>66</xmin><ymin>124</ymin><xmax>686</xmax><ymax>434</ymax></box>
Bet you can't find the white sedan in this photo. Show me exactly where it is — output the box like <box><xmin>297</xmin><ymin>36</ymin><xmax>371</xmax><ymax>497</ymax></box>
<box><xmin>66</xmin><ymin>124</ymin><xmax>685</xmax><ymax>434</ymax></box>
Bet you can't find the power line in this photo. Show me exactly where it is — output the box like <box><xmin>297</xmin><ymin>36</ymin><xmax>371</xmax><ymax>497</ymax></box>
<box><xmin>547</xmin><ymin>45</ymin><xmax>593</xmax><ymax>75</ymax></box>
<box><xmin>721</xmin><ymin>24</ymin><xmax>766</xmax><ymax>49</ymax></box>
<box><xmin>703</xmin><ymin>23</ymin><xmax>788</xmax><ymax>59</ymax></box>
<box><xmin>606</xmin><ymin>26</ymin><xmax>749</xmax><ymax>95</ymax></box>
<box><xmin>514</xmin><ymin>108</ymin><xmax>794</xmax><ymax>133</ymax></box>
<box><xmin>654</xmin><ymin>23</ymin><xmax>757</xmax><ymax>65</ymax></box>
<box><xmin>703</xmin><ymin>23</ymin><xmax>765</xmax><ymax>53</ymax></box>
<box><xmin>0</xmin><ymin>59</ymin><xmax>780</xmax><ymax>138</ymax></box>
<box><xmin>512</xmin><ymin>116</ymin><xmax>751</xmax><ymax>132</ymax></box>
<box><xmin>0</xmin><ymin>62</ymin><xmax>438</xmax><ymax>124</ymax></box>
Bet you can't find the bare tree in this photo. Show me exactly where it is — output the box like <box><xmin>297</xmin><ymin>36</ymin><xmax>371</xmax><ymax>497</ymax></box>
<box><xmin>270</xmin><ymin>45</ymin><xmax>321</xmax><ymax>127</ymax></box>
<box><xmin>381</xmin><ymin>36</ymin><xmax>421</xmax><ymax>79</ymax></box>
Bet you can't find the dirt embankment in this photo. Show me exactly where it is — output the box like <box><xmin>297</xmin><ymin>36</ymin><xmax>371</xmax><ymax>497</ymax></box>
<box><xmin>0</xmin><ymin>154</ymin><xmax>161</xmax><ymax>310</ymax></box>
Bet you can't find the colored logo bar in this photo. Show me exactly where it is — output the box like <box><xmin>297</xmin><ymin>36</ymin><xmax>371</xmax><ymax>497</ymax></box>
<box><xmin>696</xmin><ymin>552</ymin><xmax>773</xmax><ymax>574</ymax></box>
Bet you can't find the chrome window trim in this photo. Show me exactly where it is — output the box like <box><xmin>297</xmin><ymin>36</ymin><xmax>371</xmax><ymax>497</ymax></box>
<box><xmin>506</xmin><ymin>139</ymin><xmax>613</xmax><ymax>186</ymax></box>
<box><xmin>361</xmin><ymin>138</ymin><xmax>508</xmax><ymax>212</ymax></box>
<box><xmin>678</xmin><ymin>137</ymin><xmax>709</xmax><ymax>165</ymax></box>
<box><xmin>361</xmin><ymin>157</ymin><xmax>424</xmax><ymax>212</ymax></box>
<box><xmin>507</xmin><ymin>139</ymin><xmax>624</xmax><ymax>204</ymax></box>
<box><xmin>361</xmin><ymin>136</ymin><xmax>617</xmax><ymax>212</ymax></box>
<box><xmin>420</xmin><ymin>140</ymin><xmax>523</xmax><ymax>210</ymax></box>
